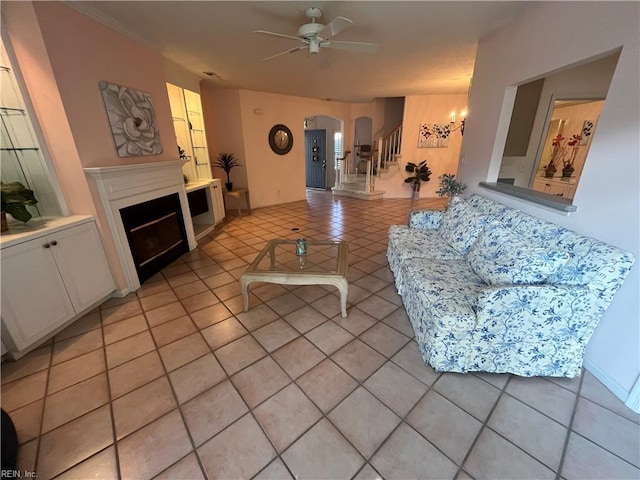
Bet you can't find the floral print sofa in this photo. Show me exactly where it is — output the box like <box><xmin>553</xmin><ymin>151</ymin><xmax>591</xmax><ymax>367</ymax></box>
<box><xmin>387</xmin><ymin>194</ymin><xmax>635</xmax><ymax>377</ymax></box>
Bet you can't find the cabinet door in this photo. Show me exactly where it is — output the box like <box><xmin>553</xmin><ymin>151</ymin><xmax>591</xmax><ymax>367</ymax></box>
<box><xmin>546</xmin><ymin>182</ymin><xmax>567</xmax><ymax>196</ymax></box>
<box><xmin>1</xmin><ymin>237</ymin><xmax>75</xmax><ymax>350</ymax></box>
<box><xmin>49</xmin><ymin>222</ymin><xmax>115</xmax><ymax>313</ymax></box>
<box><xmin>212</xmin><ymin>179</ymin><xmax>226</xmax><ymax>224</ymax></box>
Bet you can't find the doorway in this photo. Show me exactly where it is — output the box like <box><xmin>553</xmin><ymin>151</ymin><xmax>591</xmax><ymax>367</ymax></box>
<box><xmin>305</xmin><ymin>129</ymin><xmax>327</xmax><ymax>189</ymax></box>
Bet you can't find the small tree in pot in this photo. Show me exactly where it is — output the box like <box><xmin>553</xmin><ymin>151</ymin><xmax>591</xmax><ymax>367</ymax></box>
<box><xmin>435</xmin><ymin>173</ymin><xmax>467</xmax><ymax>206</ymax></box>
<box><xmin>214</xmin><ymin>152</ymin><xmax>241</xmax><ymax>191</ymax></box>
<box><xmin>404</xmin><ymin>160</ymin><xmax>432</xmax><ymax>200</ymax></box>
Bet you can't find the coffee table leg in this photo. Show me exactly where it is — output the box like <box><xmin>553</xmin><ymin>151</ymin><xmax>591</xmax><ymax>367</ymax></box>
<box><xmin>337</xmin><ymin>280</ymin><xmax>348</xmax><ymax>318</ymax></box>
<box><xmin>240</xmin><ymin>277</ymin><xmax>250</xmax><ymax>312</ymax></box>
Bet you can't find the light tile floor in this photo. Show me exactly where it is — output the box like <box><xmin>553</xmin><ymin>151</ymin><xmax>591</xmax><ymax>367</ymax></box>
<box><xmin>2</xmin><ymin>191</ymin><xmax>639</xmax><ymax>479</ymax></box>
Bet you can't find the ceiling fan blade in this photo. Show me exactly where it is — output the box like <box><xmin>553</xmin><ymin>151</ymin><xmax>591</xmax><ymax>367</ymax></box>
<box><xmin>319</xmin><ymin>16</ymin><xmax>353</xmax><ymax>39</ymax></box>
<box><xmin>253</xmin><ymin>30</ymin><xmax>302</xmax><ymax>42</ymax></box>
<box><xmin>320</xmin><ymin>40</ymin><xmax>379</xmax><ymax>54</ymax></box>
<box><xmin>261</xmin><ymin>44</ymin><xmax>308</xmax><ymax>61</ymax></box>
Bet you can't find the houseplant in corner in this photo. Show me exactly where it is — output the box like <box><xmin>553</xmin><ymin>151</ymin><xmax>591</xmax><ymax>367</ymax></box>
<box><xmin>404</xmin><ymin>160</ymin><xmax>432</xmax><ymax>200</ymax></box>
<box><xmin>1</xmin><ymin>182</ymin><xmax>39</xmax><ymax>232</ymax></box>
<box><xmin>436</xmin><ymin>173</ymin><xmax>467</xmax><ymax>206</ymax></box>
<box><xmin>214</xmin><ymin>152</ymin><xmax>241</xmax><ymax>191</ymax></box>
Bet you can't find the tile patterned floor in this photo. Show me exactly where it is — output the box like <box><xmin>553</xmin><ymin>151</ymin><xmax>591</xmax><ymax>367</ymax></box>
<box><xmin>2</xmin><ymin>191</ymin><xmax>639</xmax><ymax>480</ymax></box>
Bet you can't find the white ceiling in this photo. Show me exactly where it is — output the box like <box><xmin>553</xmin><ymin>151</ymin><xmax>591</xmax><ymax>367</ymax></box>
<box><xmin>67</xmin><ymin>1</ymin><xmax>528</xmax><ymax>103</ymax></box>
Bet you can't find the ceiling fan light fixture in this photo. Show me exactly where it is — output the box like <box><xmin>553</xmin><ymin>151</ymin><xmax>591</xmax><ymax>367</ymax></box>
<box><xmin>309</xmin><ymin>39</ymin><xmax>321</xmax><ymax>54</ymax></box>
<box><xmin>255</xmin><ymin>6</ymin><xmax>378</xmax><ymax>62</ymax></box>
<box><xmin>298</xmin><ymin>23</ymin><xmax>324</xmax><ymax>38</ymax></box>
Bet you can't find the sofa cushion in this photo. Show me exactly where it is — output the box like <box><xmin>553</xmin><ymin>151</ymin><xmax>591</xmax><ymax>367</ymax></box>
<box><xmin>467</xmin><ymin>223</ymin><xmax>569</xmax><ymax>285</ymax></box>
<box><xmin>388</xmin><ymin>226</ymin><xmax>463</xmax><ymax>261</ymax></box>
<box><xmin>438</xmin><ymin>201</ymin><xmax>492</xmax><ymax>255</ymax></box>
<box><xmin>387</xmin><ymin>225</ymin><xmax>463</xmax><ymax>295</ymax></box>
<box><xmin>400</xmin><ymin>258</ymin><xmax>486</xmax><ymax>372</ymax></box>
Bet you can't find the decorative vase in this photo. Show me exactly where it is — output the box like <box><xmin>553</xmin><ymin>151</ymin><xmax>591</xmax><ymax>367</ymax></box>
<box><xmin>562</xmin><ymin>165</ymin><xmax>574</xmax><ymax>179</ymax></box>
<box><xmin>412</xmin><ymin>182</ymin><xmax>420</xmax><ymax>200</ymax></box>
<box><xmin>545</xmin><ymin>162</ymin><xmax>557</xmax><ymax>178</ymax></box>
<box><xmin>1</xmin><ymin>212</ymin><xmax>7</xmax><ymax>233</ymax></box>
<box><xmin>225</xmin><ymin>182</ymin><xmax>233</xmax><ymax>192</ymax></box>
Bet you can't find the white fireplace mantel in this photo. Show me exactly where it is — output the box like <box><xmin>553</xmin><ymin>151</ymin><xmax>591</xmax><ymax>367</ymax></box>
<box><xmin>85</xmin><ymin>160</ymin><xmax>196</xmax><ymax>293</ymax></box>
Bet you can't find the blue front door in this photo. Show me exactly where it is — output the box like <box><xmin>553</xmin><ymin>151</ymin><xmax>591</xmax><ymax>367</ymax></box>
<box><xmin>305</xmin><ymin>130</ymin><xmax>326</xmax><ymax>189</ymax></box>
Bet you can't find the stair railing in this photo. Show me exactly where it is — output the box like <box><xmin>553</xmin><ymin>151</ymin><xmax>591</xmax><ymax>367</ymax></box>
<box><xmin>336</xmin><ymin>151</ymin><xmax>351</xmax><ymax>188</ymax></box>
<box><xmin>380</xmin><ymin>125</ymin><xmax>403</xmax><ymax>172</ymax></box>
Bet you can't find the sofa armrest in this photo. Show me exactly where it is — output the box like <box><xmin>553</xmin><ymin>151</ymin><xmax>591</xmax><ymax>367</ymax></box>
<box><xmin>476</xmin><ymin>284</ymin><xmax>603</xmax><ymax>342</ymax></box>
<box><xmin>408</xmin><ymin>210</ymin><xmax>444</xmax><ymax>229</ymax></box>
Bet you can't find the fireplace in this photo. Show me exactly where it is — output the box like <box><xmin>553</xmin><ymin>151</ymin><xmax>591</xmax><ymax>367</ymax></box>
<box><xmin>120</xmin><ymin>193</ymin><xmax>188</xmax><ymax>283</ymax></box>
<box><xmin>85</xmin><ymin>160</ymin><xmax>197</xmax><ymax>294</ymax></box>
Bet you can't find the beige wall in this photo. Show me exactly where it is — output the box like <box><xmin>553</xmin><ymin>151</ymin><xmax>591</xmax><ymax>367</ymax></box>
<box><xmin>204</xmin><ymin>88</ymin><xmax>356</xmax><ymax>208</ymax></box>
<box><xmin>377</xmin><ymin>94</ymin><xmax>467</xmax><ymax>198</ymax></box>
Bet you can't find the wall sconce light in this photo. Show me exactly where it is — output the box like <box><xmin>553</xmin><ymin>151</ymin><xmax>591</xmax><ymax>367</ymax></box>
<box><xmin>449</xmin><ymin>109</ymin><xmax>467</xmax><ymax>136</ymax></box>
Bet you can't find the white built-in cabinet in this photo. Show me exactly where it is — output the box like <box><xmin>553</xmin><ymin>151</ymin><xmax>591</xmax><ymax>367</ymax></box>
<box><xmin>212</xmin><ymin>179</ymin><xmax>226</xmax><ymax>224</ymax></box>
<box><xmin>166</xmin><ymin>83</ymin><xmax>212</xmax><ymax>183</ymax></box>
<box><xmin>1</xmin><ymin>217</ymin><xmax>115</xmax><ymax>353</ymax></box>
<box><xmin>532</xmin><ymin>177</ymin><xmax>577</xmax><ymax>199</ymax></box>
<box><xmin>185</xmin><ymin>178</ymin><xmax>226</xmax><ymax>241</ymax></box>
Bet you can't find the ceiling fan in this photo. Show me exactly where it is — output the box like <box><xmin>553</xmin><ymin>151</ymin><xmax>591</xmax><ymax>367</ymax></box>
<box><xmin>254</xmin><ymin>7</ymin><xmax>379</xmax><ymax>61</ymax></box>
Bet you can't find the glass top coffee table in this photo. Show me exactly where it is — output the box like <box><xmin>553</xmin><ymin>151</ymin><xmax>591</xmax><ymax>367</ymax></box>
<box><xmin>241</xmin><ymin>239</ymin><xmax>349</xmax><ymax>318</ymax></box>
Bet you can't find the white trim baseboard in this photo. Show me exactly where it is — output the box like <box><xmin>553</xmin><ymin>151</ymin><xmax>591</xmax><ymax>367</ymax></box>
<box><xmin>625</xmin><ymin>375</ymin><xmax>640</xmax><ymax>413</ymax></box>
<box><xmin>583</xmin><ymin>359</ymin><xmax>639</xmax><ymax>413</ymax></box>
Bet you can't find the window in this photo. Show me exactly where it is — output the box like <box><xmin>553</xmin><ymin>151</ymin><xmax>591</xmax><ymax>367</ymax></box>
<box><xmin>333</xmin><ymin>131</ymin><xmax>343</xmax><ymax>169</ymax></box>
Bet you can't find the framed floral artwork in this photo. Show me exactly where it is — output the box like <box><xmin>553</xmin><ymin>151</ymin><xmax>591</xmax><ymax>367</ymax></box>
<box><xmin>579</xmin><ymin>119</ymin><xmax>595</xmax><ymax>146</ymax></box>
<box><xmin>99</xmin><ymin>81</ymin><xmax>163</xmax><ymax>157</ymax></box>
<box><xmin>418</xmin><ymin>123</ymin><xmax>451</xmax><ymax>148</ymax></box>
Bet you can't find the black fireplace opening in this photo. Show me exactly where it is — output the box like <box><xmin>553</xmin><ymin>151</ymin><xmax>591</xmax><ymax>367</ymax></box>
<box><xmin>120</xmin><ymin>193</ymin><xmax>188</xmax><ymax>284</ymax></box>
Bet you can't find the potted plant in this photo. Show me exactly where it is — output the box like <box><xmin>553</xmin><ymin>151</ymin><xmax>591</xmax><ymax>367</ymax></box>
<box><xmin>1</xmin><ymin>182</ymin><xmax>38</xmax><ymax>232</ymax></box>
<box><xmin>404</xmin><ymin>160</ymin><xmax>432</xmax><ymax>200</ymax></box>
<box><xmin>214</xmin><ymin>152</ymin><xmax>241</xmax><ymax>191</ymax></box>
<box><xmin>435</xmin><ymin>173</ymin><xmax>467</xmax><ymax>206</ymax></box>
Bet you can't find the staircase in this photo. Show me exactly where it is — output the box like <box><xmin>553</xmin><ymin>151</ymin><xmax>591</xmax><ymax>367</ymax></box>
<box><xmin>378</xmin><ymin>125</ymin><xmax>402</xmax><ymax>174</ymax></box>
<box><xmin>331</xmin><ymin>150</ymin><xmax>385</xmax><ymax>200</ymax></box>
<box><xmin>331</xmin><ymin>125</ymin><xmax>402</xmax><ymax>200</ymax></box>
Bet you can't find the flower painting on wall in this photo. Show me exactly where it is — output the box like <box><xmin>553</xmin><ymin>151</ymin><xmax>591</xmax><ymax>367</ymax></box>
<box><xmin>418</xmin><ymin>123</ymin><xmax>451</xmax><ymax>148</ymax></box>
<box><xmin>100</xmin><ymin>81</ymin><xmax>163</xmax><ymax>157</ymax></box>
<box><xmin>579</xmin><ymin>119</ymin><xmax>595</xmax><ymax>146</ymax></box>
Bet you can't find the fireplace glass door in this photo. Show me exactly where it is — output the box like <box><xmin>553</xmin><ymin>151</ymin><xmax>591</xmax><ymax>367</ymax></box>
<box><xmin>120</xmin><ymin>193</ymin><xmax>188</xmax><ymax>283</ymax></box>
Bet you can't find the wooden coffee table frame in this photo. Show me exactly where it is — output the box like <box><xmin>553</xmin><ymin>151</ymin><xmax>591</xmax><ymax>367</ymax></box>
<box><xmin>241</xmin><ymin>239</ymin><xmax>349</xmax><ymax>318</ymax></box>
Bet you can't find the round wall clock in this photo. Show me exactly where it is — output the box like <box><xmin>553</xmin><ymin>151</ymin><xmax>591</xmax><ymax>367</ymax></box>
<box><xmin>268</xmin><ymin>124</ymin><xmax>293</xmax><ymax>155</ymax></box>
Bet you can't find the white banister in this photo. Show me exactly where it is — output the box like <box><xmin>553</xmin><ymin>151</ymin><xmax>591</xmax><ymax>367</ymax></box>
<box><xmin>376</xmin><ymin>137</ymin><xmax>383</xmax><ymax>177</ymax></box>
<box><xmin>365</xmin><ymin>160</ymin><xmax>372</xmax><ymax>192</ymax></box>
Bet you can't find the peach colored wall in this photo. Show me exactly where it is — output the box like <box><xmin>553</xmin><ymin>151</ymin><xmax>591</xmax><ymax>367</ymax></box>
<box><xmin>2</xmin><ymin>2</ymin><xmax>127</xmax><ymax>289</ymax></box>
<box><xmin>377</xmin><ymin>94</ymin><xmax>467</xmax><ymax>198</ymax></box>
<box><xmin>238</xmin><ymin>90</ymin><xmax>354</xmax><ymax>208</ymax></box>
<box><xmin>1</xmin><ymin>2</ymin><xmax>92</xmax><ymax>217</ymax></box>
<box><xmin>3</xmin><ymin>1</ymin><xmax>189</xmax><ymax>292</ymax></box>
<box><xmin>164</xmin><ymin>60</ymin><xmax>202</xmax><ymax>94</ymax></box>
<box><xmin>201</xmin><ymin>86</ymin><xmax>248</xmax><ymax>188</ymax></box>
<box><xmin>32</xmin><ymin>2</ymin><xmax>178</xmax><ymax>168</ymax></box>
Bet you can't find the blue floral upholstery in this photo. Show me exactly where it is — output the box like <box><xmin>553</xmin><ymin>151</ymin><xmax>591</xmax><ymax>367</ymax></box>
<box><xmin>467</xmin><ymin>223</ymin><xmax>570</xmax><ymax>285</ymax></box>
<box><xmin>408</xmin><ymin>210</ymin><xmax>445</xmax><ymax>229</ymax></box>
<box><xmin>438</xmin><ymin>200</ymin><xmax>493</xmax><ymax>254</ymax></box>
<box><xmin>388</xmin><ymin>225</ymin><xmax>462</xmax><ymax>295</ymax></box>
<box><xmin>387</xmin><ymin>194</ymin><xmax>635</xmax><ymax>377</ymax></box>
<box><xmin>401</xmin><ymin>258</ymin><xmax>485</xmax><ymax>372</ymax></box>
